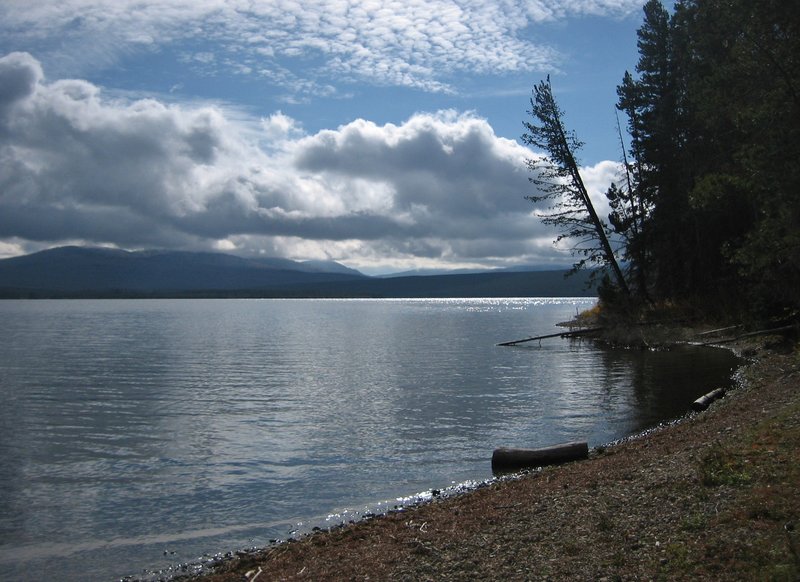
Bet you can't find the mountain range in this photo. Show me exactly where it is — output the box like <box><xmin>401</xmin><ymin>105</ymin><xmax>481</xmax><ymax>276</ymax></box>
<box><xmin>0</xmin><ymin>246</ymin><xmax>597</xmax><ymax>298</ymax></box>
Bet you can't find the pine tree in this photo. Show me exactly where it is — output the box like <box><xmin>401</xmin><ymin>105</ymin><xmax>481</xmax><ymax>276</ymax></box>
<box><xmin>684</xmin><ymin>0</ymin><xmax>800</xmax><ymax>313</ymax></box>
<box><xmin>617</xmin><ymin>0</ymin><xmax>799</xmax><ymax>314</ymax></box>
<box><xmin>522</xmin><ymin>77</ymin><xmax>630</xmax><ymax>298</ymax></box>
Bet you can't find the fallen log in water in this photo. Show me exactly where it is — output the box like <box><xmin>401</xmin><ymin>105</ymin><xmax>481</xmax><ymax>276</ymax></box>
<box><xmin>691</xmin><ymin>387</ymin><xmax>726</xmax><ymax>412</ymax></box>
<box><xmin>492</xmin><ymin>441</ymin><xmax>589</xmax><ymax>473</ymax></box>
<box><xmin>497</xmin><ymin>327</ymin><xmax>603</xmax><ymax>347</ymax></box>
<box><xmin>694</xmin><ymin>324</ymin><xmax>744</xmax><ymax>338</ymax></box>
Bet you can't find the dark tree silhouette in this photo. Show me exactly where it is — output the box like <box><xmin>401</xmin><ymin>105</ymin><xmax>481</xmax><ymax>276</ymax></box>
<box><xmin>522</xmin><ymin>76</ymin><xmax>631</xmax><ymax>298</ymax></box>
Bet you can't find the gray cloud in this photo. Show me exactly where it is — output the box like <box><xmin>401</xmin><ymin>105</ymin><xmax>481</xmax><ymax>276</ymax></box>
<box><xmin>0</xmin><ymin>52</ymin><xmax>42</xmax><ymax>107</ymax></box>
<box><xmin>295</xmin><ymin>112</ymin><xmax>531</xmax><ymax>220</ymax></box>
<box><xmin>0</xmin><ymin>53</ymin><xmax>620</xmax><ymax>270</ymax></box>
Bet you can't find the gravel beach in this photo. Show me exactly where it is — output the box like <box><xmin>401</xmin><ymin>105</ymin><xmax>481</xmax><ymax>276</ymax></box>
<box><xmin>191</xmin><ymin>333</ymin><xmax>799</xmax><ymax>581</ymax></box>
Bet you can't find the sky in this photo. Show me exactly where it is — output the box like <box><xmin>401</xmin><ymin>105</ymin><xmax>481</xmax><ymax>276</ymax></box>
<box><xmin>0</xmin><ymin>0</ymin><xmax>653</xmax><ymax>274</ymax></box>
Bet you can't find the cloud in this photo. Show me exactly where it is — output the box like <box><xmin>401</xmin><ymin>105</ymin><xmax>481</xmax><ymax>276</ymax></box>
<box><xmin>0</xmin><ymin>52</ymin><xmax>623</xmax><ymax>270</ymax></box>
<box><xmin>0</xmin><ymin>1</ymin><xmax>645</xmax><ymax>95</ymax></box>
<box><xmin>0</xmin><ymin>52</ymin><xmax>43</xmax><ymax>111</ymax></box>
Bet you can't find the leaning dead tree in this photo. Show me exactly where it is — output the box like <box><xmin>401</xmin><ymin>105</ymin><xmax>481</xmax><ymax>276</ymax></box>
<box><xmin>522</xmin><ymin>77</ymin><xmax>631</xmax><ymax>298</ymax></box>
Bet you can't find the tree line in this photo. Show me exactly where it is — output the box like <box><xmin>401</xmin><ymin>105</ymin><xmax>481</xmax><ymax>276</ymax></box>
<box><xmin>524</xmin><ymin>0</ymin><xmax>799</xmax><ymax>319</ymax></box>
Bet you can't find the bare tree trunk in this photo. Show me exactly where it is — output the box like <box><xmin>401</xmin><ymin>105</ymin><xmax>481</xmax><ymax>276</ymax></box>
<box><xmin>553</xmin><ymin>119</ymin><xmax>632</xmax><ymax>298</ymax></box>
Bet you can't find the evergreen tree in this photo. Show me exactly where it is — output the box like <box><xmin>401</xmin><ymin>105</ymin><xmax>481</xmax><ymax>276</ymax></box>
<box><xmin>522</xmin><ymin>77</ymin><xmax>630</xmax><ymax>297</ymax></box>
<box><xmin>684</xmin><ymin>0</ymin><xmax>800</xmax><ymax>313</ymax></box>
<box><xmin>631</xmin><ymin>0</ymin><xmax>697</xmax><ymax>301</ymax></box>
<box><xmin>615</xmin><ymin>0</ymin><xmax>799</xmax><ymax>315</ymax></box>
<box><xmin>523</xmin><ymin>0</ymin><xmax>799</xmax><ymax>316</ymax></box>
<box><xmin>612</xmin><ymin>77</ymin><xmax>653</xmax><ymax>300</ymax></box>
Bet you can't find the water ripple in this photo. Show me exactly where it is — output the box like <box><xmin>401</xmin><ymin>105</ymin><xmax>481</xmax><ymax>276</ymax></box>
<box><xmin>0</xmin><ymin>298</ymin><xmax>738</xmax><ymax>581</ymax></box>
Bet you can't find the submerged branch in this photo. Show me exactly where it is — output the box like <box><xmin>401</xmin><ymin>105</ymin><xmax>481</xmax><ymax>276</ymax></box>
<box><xmin>497</xmin><ymin>326</ymin><xmax>604</xmax><ymax>347</ymax></box>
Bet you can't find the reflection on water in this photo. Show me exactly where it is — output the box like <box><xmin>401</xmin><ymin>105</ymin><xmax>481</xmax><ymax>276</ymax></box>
<box><xmin>0</xmin><ymin>299</ymin><xmax>739</xmax><ymax>581</ymax></box>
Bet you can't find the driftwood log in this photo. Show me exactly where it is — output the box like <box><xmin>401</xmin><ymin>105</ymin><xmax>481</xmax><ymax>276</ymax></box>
<box><xmin>492</xmin><ymin>441</ymin><xmax>589</xmax><ymax>473</ymax></box>
<box><xmin>697</xmin><ymin>324</ymin><xmax>796</xmax><ymax>346</ymax></box>
<box><xmin>692</xmin><ymin>387</ymin><xmax>726</xmax><ymax>411</ymax></box>
<box><xmin>497</xmin><ymin>327</ymin><xmax>603</xmax><ymax>347</ymax></box>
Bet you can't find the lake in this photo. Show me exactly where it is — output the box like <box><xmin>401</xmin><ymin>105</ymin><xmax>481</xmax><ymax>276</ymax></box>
<box><xmin>0</xmin><ymin>298</ymin><xmax>740</xmax><ymax>581</ymax></box>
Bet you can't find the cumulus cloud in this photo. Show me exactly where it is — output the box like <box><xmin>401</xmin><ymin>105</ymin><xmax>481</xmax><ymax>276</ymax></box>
<box><xmin>0</xmin><ymin>1</ymin><xmax>644</xmax><ymax>95</ymax></box>
<box><xmin>0</xmin><ymin>52</ymin><xmax>623</xmax><ymax>270</ymax></box>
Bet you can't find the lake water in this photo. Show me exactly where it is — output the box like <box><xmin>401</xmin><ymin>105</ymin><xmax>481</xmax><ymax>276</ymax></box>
<box><xmin>0</xmin><ymin>298</ymin><xmax>740</xmax><ymax>581</ymax></box>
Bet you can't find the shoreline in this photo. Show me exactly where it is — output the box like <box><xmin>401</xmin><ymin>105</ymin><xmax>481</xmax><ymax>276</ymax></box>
<box><xmin>185</xmin><ymin>330</ymin><xmax>799</xmax><ymax>581</ymax></box>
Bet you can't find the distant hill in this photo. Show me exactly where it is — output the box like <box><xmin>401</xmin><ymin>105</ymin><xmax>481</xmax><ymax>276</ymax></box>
<box><xmin>0</xmin><ymin>246</ymin><xmax>597</xmax><ymax>298</ymax></box>
<box><xmin>0</xmin><ymin>247</ymin><xmax>367</xmax><ymax>297</ymax></box>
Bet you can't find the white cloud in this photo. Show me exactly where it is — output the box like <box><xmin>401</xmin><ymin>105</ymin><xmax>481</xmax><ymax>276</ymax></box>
<box><xmin>0</xmin><ymin>1</ymin><xmax>644</xmax><ymax>94</ymax></box>
<box><xmin>0</xmin><ymin>239</ymin><xmax>27</xmax><ymax>260</ymax></box>
<box><xmin>261</xmin><ymin>111</ymin><xmax>305</xmax><ymax>144</ymax></box>
<box><xmin>0</xmin><ymin>52</ymin><xmax>624</xmax><ymax>269</ymax></box>
<box><xmin>581</xmin><ymin>159</ymin><xmax>622</xmax><ymax>222</ymax></box>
